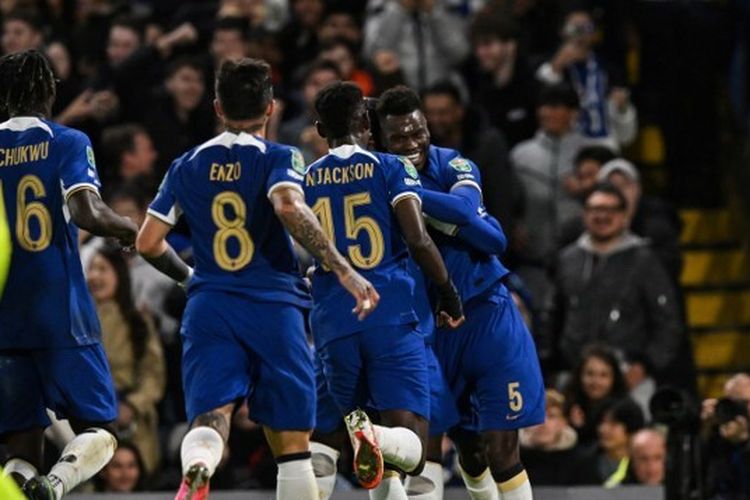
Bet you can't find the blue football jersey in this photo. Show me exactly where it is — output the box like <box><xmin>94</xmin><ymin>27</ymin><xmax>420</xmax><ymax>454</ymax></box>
<box><xmin>148</xmin><ymin>132</ymin><xmax>310</xmax><ymax>307</ymax></box>
<box><xmin>419</xmin><ymin>145</ymin><xmax>509</xmax><ymax>302</ymax></box>
<box><xmin>304</xmin><ymin>144</ymin><xmax>421</xmax><ymax>346</ymax></box>
<box><xmin>0</xmin><ymin>117</ymin><xmax>102</xmax><ymax>349</ymax></box>
<box><xmin>410</xmin><ymin>259</ymin><xmax>435</xmax><ymax>343</ymax></box>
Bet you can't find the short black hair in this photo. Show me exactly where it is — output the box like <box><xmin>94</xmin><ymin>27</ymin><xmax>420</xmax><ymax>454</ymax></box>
<box><xmin>537</xmin><ymin>83</ymin><xmax>579</xmax><ymax>109</ymax></box>
<box><xmin>4</xmin><ymin>9</ymin><xmax>42</xmax><ymax>32</ymax></box>
<box><xmin>319</xmin><ymin>36</ymin><xmax>356</xmax><ymax>56</ymax></box>
<box><xmin>108</xmin><ymin>182</ymin><xmax>150</xmax><ymax>210</ymax></box>
<box><xmin>165</xmin><ymin>56</ymin><xmax>205</xmax><ymax>79</ymax></box>
<box><xmin>470</xmin><ymin>10</ymin><xmax>520</xmax><ymax>45</ymax></box>
<box><xmin>302</xmin><ymin>59</ymin><xmax>341</xmax><ymax>86</ymax></box>
<box><xmin>215</xmin><ymin>58</ymin><xmax>273</xmax><ymax>121</ymax></box>
<box><xmin>214</xmin><ymin>16</ymin><xmax>250</xmax><ymax>40</ymax></box>
<box><xmin>101</xmin><ymin>124</ymin><xmax>148</xmax><ymax>165</ymax></box>
<box><xmin>110</xmin><ymin>15</ymin><xmax>145</xmax><ymax>42</ymax></box>
<box><xmin>574</xmin><ymin>145</ymin><xmax>617</xmax><ymax>169</ymax></box>
<box><xmin>586</xmin><ymin>182</ymin><xmax>628</xmax><ymax>210</ymax></box>
<box><xmin>315</xmin><ymin>81</ymin><xmax>363</xmax><ymax>138</ymax></box>
<box><xmin>422</xmin><ymin>81</ymin><xmax>462</xmax><ymax>106</ymax></box>
<box><xmin>0</xmin><ymin>50</ymin><xmax>55</xmax><ymax>117</ymax></box>
<box><xmin>377</xmin><ymin>85</ymin><xmax>421</xmax><ymax>120</ymax></box>
<box><xmin>604</xmin><ymin>398</ymin><xmax>645</xmax><ymax>434</ymax></box>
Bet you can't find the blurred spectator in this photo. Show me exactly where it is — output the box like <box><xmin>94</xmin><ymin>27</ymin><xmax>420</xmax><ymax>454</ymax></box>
<box><xmin>577</xmin><ymin>398</ymin><xmax>645</xmax><ymax>486</ymax></box>
<box><xmin>144</xmin><ymin>57</ymin><xmax>215</xmax><ymax>173</ymax></box>
<box><xmin>210</xmin><ymin>16</ymin><xmax>250</xmax><ymax>68</ymax></box>
<box><xmin>364</xmin><ymin>0</ymin><xmax>470</xmax><ymax>91</ymax></box>
<box><xmin>279</xmin><ymin>0</ymin><xmax>325</xmax><ymax>82</ymax></box>
<box><xmin>422</xmin><ymin>80</ymin><xmax>518</xmax><ymax>227</ymax></box>
<box><xmin>1</xmin><ymin>10</ymin><xmax>42</xmax><ymax>55</ymax></box>
<box><xmin>108</xmin><ymin>186</ymin><xmax>183</xmax><ymax>340</ymax></box>
<box><xmin>319</xmin><ymin>36</ymin><xmax>374</xmax><ymax>96</ymax></box>
<box><xmin>703</xmin><ymin>373</ymin><xmax>750</xmax><ymax>499</ymax></box>
<box><xmin>564</xmin><ymin>145</ymin><xmax>617</xmax><ymax>202</ymax></box>
<box><xmin>217</xmin><ymin>0</ymin><xmax>289</xmax><ymax>32</ymax></box>
<box><xmin>535</xmin><ymin>8</ymin><xmax>636</xmax><ymax>148</ymax></box>
<box><xmin>597</xmin><ymin>159</ymin><xmax>683</xmax><ymax>284</ymax></box>
<box><xmin>557</xmin><ymin>144</ymin><xmax>617</xmax><ymax>248</ymax></box>
<box><xmin>87</xmin><ymin>246</ymin><xmax>166</xmax><ymax>475</ymax></box>
<box><xmin>95</xmin><ymin>442</ymin><xmax>146</xmax><ymax>493</ymax></box>
<box><xmin>563</xmin><ymin>345</ymin><xmax>629</xmax><ymax>446</ymax></box>
<box><xmin>318</xmin><ymin>5</ymin><xmax>363</xmax><ymax>46</ymax></box>
<box><xmin>542</xmin><ymin>184</ymin><xmax>683</xmax><ymax>380</ymax></box>
<box><xmin>469</xmin><ymin>11</ymin><xmax>538</xmax><ymax>147</ymax></box>
<box><xmin>621</xmin><ymin>351</ymin><xmax>656</xmax><ymax>422</ymax></box>
<box><xmin>520</xmin><ymin>389</ymin><xmax>583</xmax><ymax>485</ymax></box>
<box><xmin>278</xmin><ymin>60</ymin><xmax>340</xmax><ymax>163</ymax></box>
<box><xmin>46</xmin><ymin>40</ymin><xmax>83</xmax><ymax>116</ymax></box>
<box><xmin>625</xmin><ymin>428</ymin><xmax>666</xmax><ymax>486</ymax></box>
<box><xmin>511</xmin><ymin>83</ymin><xmax>608</xmax><ymax>305</ymax></box>
<box><xmin>100</xmin><ymin>124</ymin><xmax>158</xmax><ymax>191</ymax></box>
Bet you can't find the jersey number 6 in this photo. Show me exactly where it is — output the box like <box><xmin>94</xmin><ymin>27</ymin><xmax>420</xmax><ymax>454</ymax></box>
<box><xmin>3</xmin><ymin>175</ymin><xmax>52</xmax><ymax>252</ymax></box>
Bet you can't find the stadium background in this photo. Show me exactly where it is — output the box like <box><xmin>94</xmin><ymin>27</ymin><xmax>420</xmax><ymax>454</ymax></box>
<box><xmin>0</xmin><ymin>0</ymin><xmax>749</xmax><ymax>497</ymax></box>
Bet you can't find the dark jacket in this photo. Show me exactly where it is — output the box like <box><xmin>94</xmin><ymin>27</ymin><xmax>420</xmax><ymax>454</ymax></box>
<box><xmin>542</xmin><ymin>232</ymin><xmax>683</xmax><ymax>375</ymax></box>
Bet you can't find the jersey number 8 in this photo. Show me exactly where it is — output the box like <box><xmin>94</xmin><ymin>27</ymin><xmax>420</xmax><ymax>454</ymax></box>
<box><xmin>2</xmin><ymin>175</ymin><xmax>53</xmax><ymax>252</ymax></box>
<box><xmin>211</xmin><ymin>191</ymin><xmax>254</xmax><ymax>271</ymax></box>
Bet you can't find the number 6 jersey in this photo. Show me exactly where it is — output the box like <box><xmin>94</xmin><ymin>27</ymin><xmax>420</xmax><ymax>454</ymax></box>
<box><xmin>148</xmin><ymin>131</ymin><xmax>310</xmax><ymax>308</ymax></box>
<box><xmin>0</xmin><ymin>117</ymin><xmax>102</xmax><ymax>348</ymax></box>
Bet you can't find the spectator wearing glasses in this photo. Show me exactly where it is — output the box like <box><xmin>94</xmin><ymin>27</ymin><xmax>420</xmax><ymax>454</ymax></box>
<box><xmin>541</xmin><ymin>184</ymin><xmax>682</xmax><ymax>382</ymax></box>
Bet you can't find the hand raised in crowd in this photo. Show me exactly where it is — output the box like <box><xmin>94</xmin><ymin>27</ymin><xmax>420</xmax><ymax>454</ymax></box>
<box><xmin>155</xmin><ymin>22</ymin><xmax>199</xmax><ymax>57</ymax></box>
<box><xmin>551</xmin><ymin>40</ymin><xmax>589</xmax><ymax>73</ymax></box>
<box><xmin>56</xmin><ymin>89</ymin><xmax>119</xmax><ymax>125</ymax></box>
<box><xmin>609</xmin><ymin>87</ymin><xmax>631</xmax><ymax>113</ymax></box>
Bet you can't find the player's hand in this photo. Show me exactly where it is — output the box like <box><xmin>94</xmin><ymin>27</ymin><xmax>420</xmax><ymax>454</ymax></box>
<box><xmin>338</xmin><ymin>268</ymin><xmax>380</xmax><ymax>320</ymax></box>
<box><xmin>117</xmin><ymin>217</ymin><xmax>139</xmax><ymax>250</ymax></box>
<box><xmin>435</xmin><ymin>280</ymin><xmax>464</xmax><ymax>329</ymax></box>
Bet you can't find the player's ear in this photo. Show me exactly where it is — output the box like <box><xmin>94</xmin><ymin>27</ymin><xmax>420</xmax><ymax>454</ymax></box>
<box><xmin>265</xmin><ymin>99</ymin><xmax>275</xmax><ymax>118</ymax></box>
<box><xmin>213</xmin><ymin>99</ymin><xmax>224</xmax><ymax>120</ymax></box>
<box><xmin>315</xmin><ymin>120</ymin><xmax>327</xmax><ymax>139</ymax></box>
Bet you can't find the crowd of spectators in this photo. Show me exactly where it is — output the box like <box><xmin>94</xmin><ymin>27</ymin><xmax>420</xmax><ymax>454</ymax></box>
<box><xmin>1</xmin><ymin>0</ymin><xmax>748</xmax><ymax>496</ymax></box>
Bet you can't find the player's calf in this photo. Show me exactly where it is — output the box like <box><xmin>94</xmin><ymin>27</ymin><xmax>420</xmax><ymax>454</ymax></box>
<box><xmin>44</xmin><ymin>427</ymin><xmax>117</xmax><ymax>500</ymax></box>
<box><xmin>485</xmin><ymin>430</ymin><xmax>532</xmax><ymax>500</ymax></box>
<box><xmin>176</xmin><ymin>407</ymin><xmax>232</xmax><ymax>500</ymax></box>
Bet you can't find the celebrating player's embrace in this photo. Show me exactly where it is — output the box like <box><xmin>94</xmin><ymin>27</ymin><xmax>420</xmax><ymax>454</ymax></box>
<box><xmin>1</xmin><ymin>53</ymin><xmax>544</xmax><ymax>500</ymax></box>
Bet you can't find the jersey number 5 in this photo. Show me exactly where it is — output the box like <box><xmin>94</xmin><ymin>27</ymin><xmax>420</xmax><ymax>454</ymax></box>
<box><xmin>508</xmin><ymin>382</ymin><xmax>523</xmax><ymax>412</ymax></box>
<box><xmin>2</xmin><ymin>175</ymin><xmax>53</xmax><ymax>252</ymax></box>
<box><xmin>212</xmin><ymin>191</ymin><xmax>254</xmax><ymax>271</ymax></box>
<box><xmin>311</xmin><ymin>192</ymin><xmax>384</xmax><ymax>270</ymax></box>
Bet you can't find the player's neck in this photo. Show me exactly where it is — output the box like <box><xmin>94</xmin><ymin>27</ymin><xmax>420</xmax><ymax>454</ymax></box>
<box><xmin>328</xmin><ymin>135</ymin><xmax>360</xmax><ymax>150</ymax></box>
<box><xmin>224</xmin><ymin>119</ymin><xmax>266</xmax><ymax>137</ymax></box>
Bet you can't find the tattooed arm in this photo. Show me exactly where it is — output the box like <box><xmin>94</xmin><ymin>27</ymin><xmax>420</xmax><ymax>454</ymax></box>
<box><xmin>269</xmin><ymin>185</ymin><xmax>380</xmax><ymax>320</ymax></box>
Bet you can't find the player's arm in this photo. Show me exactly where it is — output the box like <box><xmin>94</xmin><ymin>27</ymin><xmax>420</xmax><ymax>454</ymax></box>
<box><xmin>452</xmin><ymin>214</ymin><xmax>508</xmax><ymax>256</ymax></box>
<box><xmin>394</xmin><ymin>197</ymin><xmax>464</xmax><ymax>328</ymax></box>
<box><xmin>67</xmin><ymin>189</ymin><xmax>138</xmax><ymax>246</ymax></box>
<box><xmin>135</xmin><ymin>215</ymin><xmax>192</xmax><ymax>285</ymax></box>
<box><xmin>270</xmin><ymin>185</ymin><xmax>379</xmax><ymax>320</ymax></box>
<box><xmin>420</xmin><ymin>186</ymin><xmax>481</xmax><ymax>224</ymax></box>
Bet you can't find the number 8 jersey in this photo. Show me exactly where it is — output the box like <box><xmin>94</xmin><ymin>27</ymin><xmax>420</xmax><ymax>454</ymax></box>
<box><xmin>304</xmin><ymin>144</ymin><xmax>422</xmax><ymax>347</ymax></box>
<box><xmin>148</xmin><ymin>131</ymin><xmax>310</xmax><ymax>308</ymax></box>
<box><xmin>0</xmin><ymin>117</ymin><xmax>102</xmax><ymax>349</ymax></box>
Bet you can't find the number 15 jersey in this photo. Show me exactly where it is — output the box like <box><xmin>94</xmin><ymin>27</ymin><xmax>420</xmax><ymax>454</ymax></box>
<box><xmin>148</xmin><ymin>131</ymin><xmax>310</xmax><ymax>308</ymax></box>
<box><xmin>304</xmin><ymin>144</ymin><xmax>422</xmax><ymax>347</ymax></box>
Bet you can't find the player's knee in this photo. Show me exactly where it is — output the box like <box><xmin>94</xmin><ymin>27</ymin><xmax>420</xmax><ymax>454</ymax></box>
<box><xmin>485</xmin><ymin>430</ymin><xmax>520</xmax><ymax>479</ymax></box>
